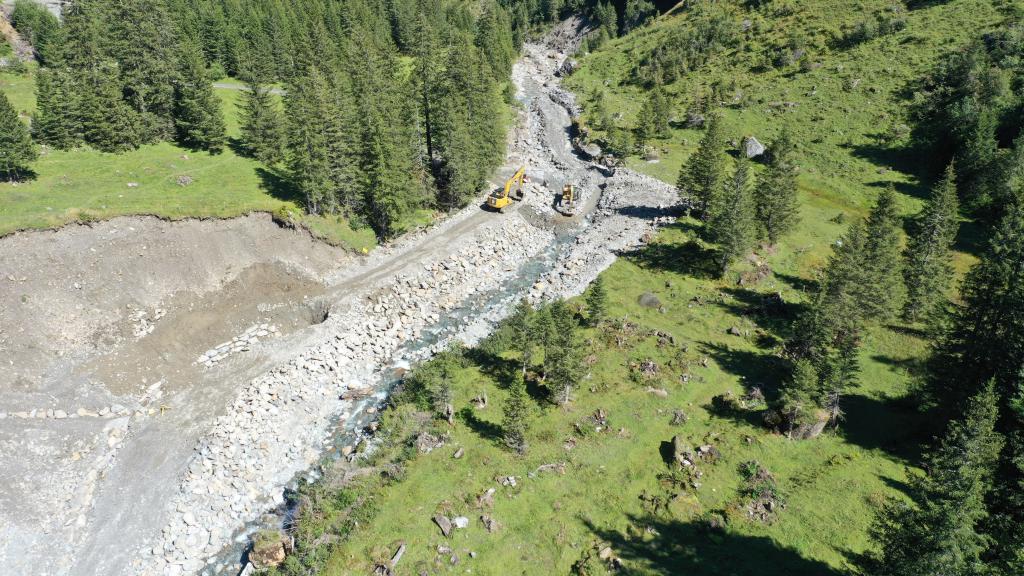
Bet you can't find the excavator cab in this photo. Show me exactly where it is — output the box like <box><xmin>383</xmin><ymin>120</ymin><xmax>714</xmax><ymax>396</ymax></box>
<box><xmin>556</xmin><ymin>183</ymin><xmax>578</xmax><ymax>216</ymax></box>
<box><xmin>487</xmin><ymin>166</ymin><xmax>527</xmax><ymax>213</ymax></box>
<box><xmin>561</xmin><ymin>184</ymin><xmax>575</xmax><ymax>205</ymax></box>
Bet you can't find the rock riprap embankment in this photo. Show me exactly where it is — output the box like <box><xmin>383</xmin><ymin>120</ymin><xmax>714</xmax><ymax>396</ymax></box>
<box><xmin>137</xmin><ymin>215</ymin><xmax>554</xmax><ymax>575</ymax></box>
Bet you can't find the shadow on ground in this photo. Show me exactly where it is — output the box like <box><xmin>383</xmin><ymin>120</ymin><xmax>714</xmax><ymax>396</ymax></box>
<box><xmin>585</xmin><ymin>514</ymin><xmax>849</xmax><ymax>575</ymax></box>
<box><xmin>623</xmin><ymin>237</ymin><xmax>719</xmax><ymax>279</ymax></box>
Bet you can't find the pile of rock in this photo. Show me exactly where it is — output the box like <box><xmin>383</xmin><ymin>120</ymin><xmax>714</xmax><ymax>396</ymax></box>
<box><xmin>196</xmin><ymin>324</ymin><xmax>280</xmax><ymax>367</ymax></box>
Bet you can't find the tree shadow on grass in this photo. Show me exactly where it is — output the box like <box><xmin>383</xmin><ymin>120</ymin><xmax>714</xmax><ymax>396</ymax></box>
<box><xmin>457</xmin><ymin>406</ymin><xmax>504</xmax><ymax>446</ymax></box>
<box><xmin>584</xmin><ymin>514</ymin><xmax>849</xmax><ymax>576</ymax></box>
<box><xmin>256</xmin><ymin>166</ymin><xmax>305</xmax><ymax>205</ymax></box>
<box><xmin>622</xmin><ymin>239</ymin><xmax>719</xmax><ymax>279</ymax></box>
<box><xmin>773</xmin><ymin>271</ymin><xmax>818</xmax><ymax>295</ymax></box>
<box><xmin>700</xmin><ymin>341</ymin><xmax>790</xmax><ymax>395</ymax></box>
<box><xmin>718</xmin><ymin>287</ymin><xmax>810</xmax><ymax>343</ymax></box>
<box><xmin>464</xmin><ymin>347</ymin><xmax>520</xmax><ymax>388</ymax></box>
<box><xmin>836</xmin><ymin>393</ymin><xmax>926</xmax><ymax>463</ymax></box>
<box><xmin>953</xmin><ymin>218</ymin><xmax>988</xmax><ymax>258</ymax></box>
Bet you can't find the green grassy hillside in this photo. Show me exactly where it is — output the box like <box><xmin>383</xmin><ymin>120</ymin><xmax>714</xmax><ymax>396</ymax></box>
<box><xmin>0</xmin><ymin>70</ymin><xmax>381</xmax><ymax>250</ymax></box>
<box><xmin>566</xmin><ymin>0</ymin><xmax>1007</xmax><ymax>273</ymax></box>
<box><xmin>267</xmin><ymin>2</ymin><xmax>1012</xmax><ymax>575</ymax></box>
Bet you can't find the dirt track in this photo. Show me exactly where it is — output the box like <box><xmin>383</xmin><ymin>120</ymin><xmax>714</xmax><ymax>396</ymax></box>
<box><xmin>0</xmin><ymin>18</ymin><xmax>680</xmax><ymax>576</ymax></box>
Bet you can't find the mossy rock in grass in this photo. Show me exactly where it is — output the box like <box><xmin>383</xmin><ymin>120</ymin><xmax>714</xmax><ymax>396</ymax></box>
<box><xmin>250</xmin><ymin>529</ymin><xmax>288</xmax><ymax>568</ymax></box>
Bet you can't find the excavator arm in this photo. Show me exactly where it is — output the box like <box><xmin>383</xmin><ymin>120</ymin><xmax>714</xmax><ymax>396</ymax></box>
<box><xmin>487</xmin><ymin>166</ymin><xmax>527</xmax><ymax>212</ymax></box>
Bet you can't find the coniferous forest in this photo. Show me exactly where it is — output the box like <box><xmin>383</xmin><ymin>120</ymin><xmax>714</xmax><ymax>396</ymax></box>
<box><xmin>19</xmin><ymin>0</ymin><xmax>590</xmax><ymax>238</ymax></box>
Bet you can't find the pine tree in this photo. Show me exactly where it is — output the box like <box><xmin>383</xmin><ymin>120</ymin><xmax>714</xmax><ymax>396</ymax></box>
<box><xmin>174</xmin><ymin>39</ymin><xmax>226</xmax><ymax>153</ymax></box>
<box><xmin>286</xmin><ymin>66</ymin><xmax>337</xmax><ymax>215</ymax></box>
<box><xmin>240</xmin><ymin>79</ymin><xmax>285</xmax><ymax>165</ymax></box>
<box><xmin>0</xmin><ymin>91</ymin><xmax>38</xmax><ymax>179</ymax></box>
<box><xmin>678</xmin><ymin>112</ymin><xmax>727</xmax><ymax>217</ymax></box>
<box><xmin>586</xmin><ymin>275</ymin><xmax>608</xmax><ymax>327</ymax></box>
<box><xmin>777</xmin><ymin>359</ymin><xmax>824</xmax><ymax>438</ymax></box>
<box><xmin>545</xmin><ymin>300</ymin><xmax>581</xmax><ymax>406</ymax></box>
<box><xmin>636</xmin><ymin>85</ymin><xmax>670</xmax><ymax>145</ymax></box>
<box><xmin>928</xmin><ymin>203</ymin><xmax>1024</xmax><ymax>412</ymax></box>
<box><xmin>788</xmin><ymin>221</ymin><xmax>871</xmax><ymax>428</ymax></box>
<box><xmin>33</xmin><ymin>67</ymin><xmax>80</xmax><ymax>149</ymax></box>
<box><xmin>858</xmin><ymin>186</ymin><xmax>906</xmax><ymax>322</ymax></box>
<box><xmin>755</xmin><ymin>127</ymin><xmax>801</xmax><ymax>245</ymax></box>
<box><xmin>502</xmin><ymin>372</ymin><xmax>530</xmax><ymax>454</ymax></box>
<box><xmin>903</xmin><ymin>162</ymin><xmax>961</xmax><ymax>323</ymax></box>
<box><xmin>708</xmin><ymin>157</ymin><xmax>757</xmax><ymax>274</ymax></box>
<box><xmin>507</xmin><ymin>298</ymin><xmax>536</xmax><ymax>375</ymax></box>
<box><xmin>865</xmin><ymin>383</ymin><xmax>1003</xmax><ymax>576</ymax></box>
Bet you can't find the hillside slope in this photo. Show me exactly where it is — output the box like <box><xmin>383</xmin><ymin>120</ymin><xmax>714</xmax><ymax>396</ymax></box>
<box><xmin>255</xmin><ymin>4</ymin><xmax>1022</xmax><ymax>575</ymax></box>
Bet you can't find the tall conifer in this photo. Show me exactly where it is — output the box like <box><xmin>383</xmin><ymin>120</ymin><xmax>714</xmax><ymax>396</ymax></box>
<box><xmin>903</xmin><ymin>163</ymin><xmax>961</xmax><ymax>323</ymax></box>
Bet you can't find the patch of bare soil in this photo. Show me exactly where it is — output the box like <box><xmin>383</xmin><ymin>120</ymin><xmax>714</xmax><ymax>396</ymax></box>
<box><xmin>0</xmin><ymin>213</ymin><xmax>347</xmax><ymax>576</ymax></box>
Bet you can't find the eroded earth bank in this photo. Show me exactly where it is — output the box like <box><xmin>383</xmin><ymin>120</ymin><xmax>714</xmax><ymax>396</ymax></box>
<box><xmin>0</xmin><ymin>19</ymin><xmax>679</xmax><ymax>576</ymax></box>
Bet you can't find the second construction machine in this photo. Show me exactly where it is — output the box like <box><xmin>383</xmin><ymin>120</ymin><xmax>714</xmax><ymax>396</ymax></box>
<box><xmin>555</xmin><ymin>183</ymin><xmax>578</xmax><ymax>216</ymax></box>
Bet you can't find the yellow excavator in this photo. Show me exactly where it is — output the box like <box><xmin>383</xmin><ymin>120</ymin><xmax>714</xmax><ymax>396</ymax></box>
<box><xmin>487</xmin><ymin>166</ymin><xmax>527</xmax><ymax>213</ymax></box>
<box><xmin>556</xmin><ymin>183</ymin><xmax>578</xmax><ymax>216</ymax></box>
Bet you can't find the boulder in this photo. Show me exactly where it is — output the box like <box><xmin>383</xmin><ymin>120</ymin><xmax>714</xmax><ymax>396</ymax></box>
<box><xmin>250</xmin><ymin>530</ymin><xmax>287</xmax><ymax>569</ymax></box>
<box><xmin>556</xmin><ymin>59</ymin><xmax>578</xmax><ymax>77</ymax></box>
<box><xmin>433</xmin><ymin>514</ymin><xmax>453</xmax><ymax>537</ymax></box>
<box><xmin>685</xmin><ymin>113</ymin><xmax>706</xmax><ymax>128</ymax></box>
<box><xmin>742</xmin><ymin>136</ymin><xmax>766</xmax><ymax>158</ymax></box>
<box><xmin>638</xmin><ymin>292</ymin><xmax>662</xmax><ymax>309</ymax></box>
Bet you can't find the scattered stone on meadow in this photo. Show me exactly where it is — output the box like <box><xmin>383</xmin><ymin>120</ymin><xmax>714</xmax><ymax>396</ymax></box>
<box><xmin>433</xmin><ymin>514</ymin><xmax>453</xmax><ymax>537</ymax></box>
<box><xmin>452</xmin><ymin>516</ymin><xmax>470</xmax><ymax>529</ymax></box>
<box><xmin>670</xmin><ymin>409</ymin><xmax>688</xmax><ymax>426</ymax></box>
<box><xmin>728</xmin><ymin>326</ymin><xmax>742</xmax><ymax>336</ymax></box>
<box><xmin>645</xmin><ymin>387</ymin><xmax>668</xmax><ymax>398</ymax></box>
<box><xmin>452</xmin><ymin>447</ymin><xmax>464</xmax><ymax>459</ymax></box>
<box><xmin>480</xmin><ymin>514</ymin><xmax>501</xmax><ymax>533</ymax></box>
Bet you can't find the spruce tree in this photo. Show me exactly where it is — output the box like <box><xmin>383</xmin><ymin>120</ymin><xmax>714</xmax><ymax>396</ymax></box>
<box><xmin>903</xmin><ymin>163</ymin><xmax>961</xmax><ymax>323</ymax></box>
<box><xmin>708</xmin><ymin>157</ymin><xmax>757</xmax><ymax>274</ymax></box>
<box><xmin>955</xmin><ymin>107</ymin><xmax>1000</xmax><ymax>217</ymax></box>
<box><xmin>928</xmin><ymin>203</ymin><xmax>1024</xmax><ymax>411</ymax></box>
<box><xmin>240</xmin><ymin>79</ymin><xmax>285</xmax><ymax>165</ymax></box>
<box><xmin>545</xmin><ymin>300</ymin><xmax>581</xmax><ymax>406</ymax></box>
<box><xmin>507</xmin><ymin>298</ymin><xmax>536</xmax><ymax>375</ymax></box>
<box><xmin>858</xmin><ymin>187</ymin><xmax>906</xmax><ymax>322</ymax></box>
<box><xmin>788</xmin><ymin>221</ymin><xmax>871</xmax><ymax>428</ymax></box>
<box><xmin>0</xmin><ymin>92</ymin><xmax>38</xmax><ymax>179</ymax></box>
<box><xmin>502</xmin><ymin>372</ymin><xmax>530</xmax><ymax>454</ymax></box>
<box><xmin>586</xmin><ymin>275</ymin><xmax>608</xmax><ymax>327</ymax></box>
<box><xmin>636</xmin><ymin>85</ymin><xmax>670</xmax><ymax>145</ymax></box>
<box><xmin>285</xmin><ymin>66</ymin><xmax>337</xmax><ymax>215</ymax></box>
<box><xmin>755</xmin><ymin>127</ymin><xmax>801</xmax><ymax>245</ymax></box>
<box><xmin>173</xmin><ymin>39</ymin><xmax>226</xmax><ymax>153</ymax></box>
<box><xmin>865</xmin><ymin>383</ymin><xmax>1003</xmax><ymax>576</ymax></box>
<box><xmin>777</xmin><ymin>359</ymin><xmax>824</xmax><ymax>438</ymax></box>
<box><xmin>79</xmin><ymin>59</ymin><xmax>141</xmax><ymax>152</ymax></box>
<box><xmin>33</xmin><ymin>67</ymin><xmax>80</xmax><ymax>149</ymax></box>
<box><xmin>986</xmin><ymin>367</ymin><xmax>1024</xmax><ymax>574</ymax></box>
<box><xmin>677</xmin><ymin>111</ymin><xmax>727</xmax><ymax>217</ymax></box>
